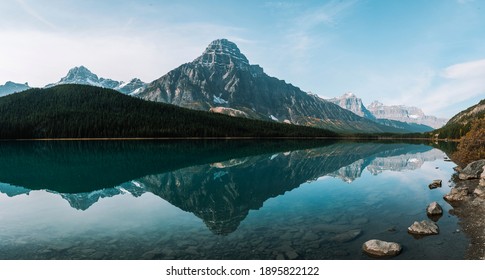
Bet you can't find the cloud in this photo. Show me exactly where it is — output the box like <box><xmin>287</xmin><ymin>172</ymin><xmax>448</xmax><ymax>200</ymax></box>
<box><xmin>382</xmin><ymin>59</ymin><xmax>485</xmax><ymax>117</ymax></box>
<box><xmin>14</xmin><ymin>0</ymin><xmax>57</xmax><ymax>29</ymax></box>
<box><xmin>441</xmin><ymin>59</ymin><xmax>485</xmax><ymax>79</ymax></box>
<box><xmin>279</xmin><ymin>0</ymin><xmax>358</xmax><ymax>78</ymax></box>
<box><xmin>295</xmin><ymin>0</ymin><xmax>358</xmax><ymax>29</ymax></box>
<box><xmin>422</xmin><ymin>60</ymin><xmax>485</xmax><ymax>114</ymax></box>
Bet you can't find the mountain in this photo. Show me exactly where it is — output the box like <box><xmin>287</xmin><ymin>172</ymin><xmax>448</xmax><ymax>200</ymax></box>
<box><xmin>328</xmin><ymin>93</ymin><xmax>435</xmax><ymax>133</ymax></box>
<box><xmin>373</xmin><ymin>118</ymin><xmax>435</xmax><ymax>133</ymax></box>
<box><xmin>46</xmin><ymin>66</ymin><xmax>146</xmax><ymax>95</ymax></box>
<box><xmin>434</xmin><ymin>98</ymin><xmax>485</xmax><ymax>139</ymax></box>
<box><xmin>328</xmin><ymin>93</ymin><xmax>375</xmax><ymax>120</ymax></box>
<box><xmin>115</xmin><ymin>78</ymin><xmax>147</xmax><ymax>95</ymax></box>
<box><xmin>135</xmin><ymin>39</ymin><xmax>403</xmax><ymax>133</ymax></box>
<box><xmin>0</xmin><ymin>81</ymin><xmax>30</xmax><ymax>96</ymax></box>
<box><xmin>367</xmin><ymin>101</ymin><xmax>447</xmax><ymax>129</ymax></box>
<box><xmin>0</xmin><ymin>84</ymin><xmax>337</xmax><ymax>139</ymax></box>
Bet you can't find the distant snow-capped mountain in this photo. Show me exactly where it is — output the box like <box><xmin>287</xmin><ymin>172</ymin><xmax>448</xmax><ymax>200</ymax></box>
<box><xmin>328</xmin><ymin>93</ymin><xmax>447</xmax><ymax>131</ymax></box>
<box><xmin>328</xmin><ymin>93</ymin><xmax>375</xmax><ymax>120</ymax></box>
<box><xmin>0</xmin><ymin>81</ymin><xmax>30</xmax><ymax>97</ymax></box>
<box><xmin>115</xmin><ymin>78</ymin><xmax>147</xmax><ymax>95</ymax></box>
<box><xmin>46</xmin><ymin>66</ymin><xmax>146</xmax><ymax>95</ymax></box>
<box><xmin>367</xmin><ymin>101</ymin><xmax>448</xmax><ymax>129</ymax></box>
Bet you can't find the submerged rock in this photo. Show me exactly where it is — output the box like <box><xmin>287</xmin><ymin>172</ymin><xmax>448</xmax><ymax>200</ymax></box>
<box><xmin>330</xmin><ymin>229</ymin><xmax>362</xmax><ymax>243</ymax></box>
<box><xmin>459</xmin><ymin>160</ymin><xmax>485</xmax><ymax>180</ymax></box>
<box><xmin>285</xmin><ymin>250</ymin><xmax>299</xmax><ymax>260</ymax></box>
<box><xmin>362</xmin><ymin>239</ymin><xmax>402</xmax><ymax>257</ymax></box>
<box><xmin>408</xmin><ymin>220</ymin><xmax>439</xmax><ymax>235</ymax></box>
<box><xmin>429</xmin><ymin>179</ymin><xmax>442</xmax><ymax>189</ymax></box>
<box><xmin>426</xmin><ymin>202</ymin><xmax>443</xmax><ymax>216</ymax></box>
<box><xmin>444</xmin><ymin>187</ymin><xmax>470</xmax><ymax>203</ymax></box>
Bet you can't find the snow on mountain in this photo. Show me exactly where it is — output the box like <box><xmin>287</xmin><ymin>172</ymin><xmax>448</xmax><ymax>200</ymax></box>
<box><xmin>115</xmin><ymin>78</ymin><xmax>147</xmax><ymax>95</ymax></box>
<box><xmin>367</xmin><ymin>101</ymin><xmax>448</xmax><ymax>129</ymax></box>
<box><xmin>46</xmin><ymin>66</ymin><xmax>146</xmax><ymax>95</ymax></box>
<box><xmin>328</xmin><ymin>93</ymin><xmax>443</xmax><ymax>132</ymax></box>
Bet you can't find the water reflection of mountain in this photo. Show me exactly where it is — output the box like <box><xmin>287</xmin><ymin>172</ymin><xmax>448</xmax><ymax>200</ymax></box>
<box><xmin>328</xmin><ymin>145</ymin><xmax>444</xmax><ymax>182</ymax></box>
<box><xmin>0</xmin><ymin>140</ymin><xmax>444</xmax><ymax>235</ymax></box>
<box><xmin>0</xmin><ymin>140</ymin><xmax>332</xmax><ymax>192</ymax></box>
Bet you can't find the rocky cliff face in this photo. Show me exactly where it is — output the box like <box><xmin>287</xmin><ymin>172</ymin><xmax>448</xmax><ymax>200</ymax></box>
<box><xmin>328</xmin><ymin>93</ymin><xmax>375</xmax><ymax>120</ymax></box>
<box><xmin>367</xmin><ymin>101</ymin><xmax>447</xmax><ymax>129</ymax></box>
<box><xmin>328</xmin><ymin>93</ymin><xmax>436</xmax><ymax>132</ymax></box>
<box><xmin>136</xmin><ymin>39</ymin><xmax>401</xmax><ymax>133</ymax></box>
<box><xmin>0</xmin><ymin>81</ymin><xmax>30</xmax><ymax>97</ymax></box>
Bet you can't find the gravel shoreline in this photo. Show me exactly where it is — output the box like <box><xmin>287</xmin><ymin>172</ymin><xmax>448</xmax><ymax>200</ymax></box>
<box><xmin>448</xmin><ymin>176</ymin><xmax>485</xmax><ymax>259</ymax></box>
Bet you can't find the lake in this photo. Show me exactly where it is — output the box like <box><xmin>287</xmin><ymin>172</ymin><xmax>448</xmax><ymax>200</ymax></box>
<box><xmin>0</xmin><ymin>140</ymin><xmax>468</xmax><ymax>259</ymax></box>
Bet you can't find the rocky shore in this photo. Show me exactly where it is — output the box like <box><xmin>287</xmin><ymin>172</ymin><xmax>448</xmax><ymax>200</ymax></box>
<box><xmin>444</xmin><ymin>159</ymin><xmax>485</xmax><ymax>259</ymax></box>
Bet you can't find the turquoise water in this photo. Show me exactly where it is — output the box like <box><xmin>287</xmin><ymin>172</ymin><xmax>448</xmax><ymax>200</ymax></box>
<box><xmin>0</xmin><ymin>140</ymin><xmax>467</xmax><ymax>259</ymax></box>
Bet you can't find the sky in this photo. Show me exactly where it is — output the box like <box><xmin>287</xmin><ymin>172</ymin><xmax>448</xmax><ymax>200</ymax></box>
<box><xmin>1</xmin><ymin>0</ymin><xmax>484</xmax><ymax>118</ymax></box>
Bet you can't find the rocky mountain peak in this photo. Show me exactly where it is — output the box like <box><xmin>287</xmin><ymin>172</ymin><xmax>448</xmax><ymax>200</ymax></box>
<box><xmin>45</xmin><ymin>66</ymin><xmax>146</xmax><ymax>94</ymax></box>
<box><xmin>62</xmin><ymin>66</ymin><xmax>98</xmax><ymax>82</ymax></box>
<box><xmin>136</xmin><ymin>39</ymin><xmax>407</xmax><ymax>133</ymax></box>
<box><xmin>193</xmin><ymin>39</ymin><xmax>250</xmax><ymax>68</ymax></box>
<box><xmin>343</xmin><ymin>92</ymin><xmax>356</xmax><ymax>98</ymax></box>
<box><xmin>369</xmin><ymin>101</ymin><xmax>383</xmax><ymax>108</ymax></box>
<box><xmin>367</xmin><ymin>101</ymin><xmax>447</xmax><ymax>129</ymax></box>
<box><xmin>328</xmin><ymin>93</ymin><xmax>375</xmax><ymax>120</ymax></box>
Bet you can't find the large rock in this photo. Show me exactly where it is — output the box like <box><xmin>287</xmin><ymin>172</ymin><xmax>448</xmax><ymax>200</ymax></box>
<box><xmin>426</xmin><ymin>202</ymin><xmax>443</xmax><ymax>216</ymax></box>
<box><xmin>407</xmin><ymin>220</ymin><xmax>439</xmax><ymax>235</ymax></box>
<box><xmin>479</xmin><ymin>166</ymin><xmax>485</xmax><ymax>187</ymax></box>
<box><xmin>428</xmin><ymin>179</ymin><xmax>442</xmax><ymax>189</ymax></box>
<box><xmin>444</xmin><ymin>187</ymin><xmax>469</xmax><ymax>203</ymax></box>
<box><xmin>459</xmin><ymin>159</ymin><xmax>485</xmax><ymax>180</ymax></box>
<box><xmin>362</xmin><ymin>239</ymin><xmax>402</xmax><ymax>257</ymax></box>
<box><xmin>474</xmin><ymin>186</ymin><xmax>485</xmax><ymax>198</ymax></box>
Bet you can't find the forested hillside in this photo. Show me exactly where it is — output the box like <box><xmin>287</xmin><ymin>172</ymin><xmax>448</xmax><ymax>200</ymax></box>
<box><xmin>434</xmin><ymin>99</ymin><xmax>485</xmax><ymax>139</ymax></box>
<box><xmin>0</xmin><ymin>85</ymin><xmax>338</xmax><ymax>139</ymax></box>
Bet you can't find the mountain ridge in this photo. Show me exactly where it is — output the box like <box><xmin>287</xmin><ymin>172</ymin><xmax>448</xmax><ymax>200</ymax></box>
<box><xmin>367</xmin><ymin>101</ymin><xmax>447</xmax><ymax>129</ymax></box>
<box><xmin>328</xmin><ymin>92</ymin><xmax>444</xmax><ymax>132</ymax></box>
<box><xmin>434</xmin><ymin>98</ymin><xmax>485</xmax><ymax>139</ymax></box>
<box><xmin>135</xmin><ymin>39</ymin><xmax>405</xmax><ymax>133</ymax></box>
<box><xmin>46</xmin><ymin>66</ymin><xmax>147</xmax><ymax>95</ymax></box>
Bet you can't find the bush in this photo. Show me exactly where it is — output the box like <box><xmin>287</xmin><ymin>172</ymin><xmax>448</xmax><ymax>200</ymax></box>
<box><xmin>452</xmin><ymin>117</ymin><xmax>485</xmax><ymax>166</ymax></box>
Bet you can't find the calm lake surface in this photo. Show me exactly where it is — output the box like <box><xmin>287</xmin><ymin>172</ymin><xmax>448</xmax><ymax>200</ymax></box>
<box><xmin>0</xmin><ymin>140</ymin><xmax>467</xmax><ymax>259</ymax></box>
